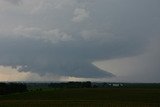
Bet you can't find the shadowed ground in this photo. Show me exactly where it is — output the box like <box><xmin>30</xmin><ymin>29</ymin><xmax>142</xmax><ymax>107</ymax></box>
<box><xmin>0</xmin><ymin>88</ymin><xmax>160</xmax><ymax>107</ymax></box>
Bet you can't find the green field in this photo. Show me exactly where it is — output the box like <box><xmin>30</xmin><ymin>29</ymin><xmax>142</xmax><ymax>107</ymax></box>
<box><xmin>0</xmin><ymin>88</ymin><xmax>160</xmax><ymax>107</ymax></box>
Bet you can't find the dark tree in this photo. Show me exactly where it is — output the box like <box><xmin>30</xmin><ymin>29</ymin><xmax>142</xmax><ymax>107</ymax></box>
<box><xmin>0</xmin><ymin>83</ymin><xmax>28</xmax><ymax>95</ymax></box>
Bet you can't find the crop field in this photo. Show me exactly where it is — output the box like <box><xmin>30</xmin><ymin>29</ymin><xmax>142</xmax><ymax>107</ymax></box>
<box><xmin>0</xmin><ymin>88</ymin><xmax>160</xmax><ymax>107</ymax></box>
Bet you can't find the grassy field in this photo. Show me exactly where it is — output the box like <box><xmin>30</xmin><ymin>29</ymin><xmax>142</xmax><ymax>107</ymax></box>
<box><xmin>0</xmin><ymin>88</ymin><xmax>160</xmax><ymax>107</ymax></box>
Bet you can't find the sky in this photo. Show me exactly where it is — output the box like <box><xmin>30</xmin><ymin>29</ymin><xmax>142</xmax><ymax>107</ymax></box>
<box><xmin>0</xmin><ymin>0</ymin><xmax>159</xmax><ymax>82</ymax></box>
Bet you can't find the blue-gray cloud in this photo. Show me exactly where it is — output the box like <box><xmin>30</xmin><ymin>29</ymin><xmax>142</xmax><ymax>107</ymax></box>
<box><xmin>0</xmin><ymin>0</ymin><xmax>159</xmax><ymax>80</ymax></box>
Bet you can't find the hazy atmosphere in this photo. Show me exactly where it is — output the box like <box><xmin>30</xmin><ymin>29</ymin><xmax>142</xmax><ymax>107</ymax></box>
<box><xmin>0</xmin><ymin>0</ymin><xmax>160</xmax><ymax>82</ymax></box>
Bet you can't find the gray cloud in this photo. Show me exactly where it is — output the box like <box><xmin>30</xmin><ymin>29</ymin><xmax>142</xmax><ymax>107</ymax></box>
<box><xmin>0</xmin><ymin>0</ymin><xmax>159</xmax><ymax>80</ymax></box>
<box><xmin>4</xmin><ymin>0</ymin><xmax>22</xmax><ymax>5</ymax></box>
<box><xmin>0</xmin><ymin>36</ymin><xmax>114</xmax><ymax>78</ymax></box>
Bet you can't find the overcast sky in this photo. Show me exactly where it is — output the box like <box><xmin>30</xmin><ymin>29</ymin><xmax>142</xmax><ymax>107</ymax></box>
<box><xmin>0</xmin><ymin>0</ymin><xmax>159</xmax><ymax>82</ymax></box>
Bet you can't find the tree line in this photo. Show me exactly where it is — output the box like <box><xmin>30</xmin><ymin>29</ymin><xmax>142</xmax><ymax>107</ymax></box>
<box><xmin>48</xmin><ymin>81</ymin><xmax>92</xmax><ymax>88</ymax></box>
<box><xmin>1</xmin><ymin>82</ymin><xmax>160</xmax><ymax>95</ymax></box>
<box><xmin>0</xmin><ymin>83</ymin><xmax>27</xmax><ymax>95</ymax></box>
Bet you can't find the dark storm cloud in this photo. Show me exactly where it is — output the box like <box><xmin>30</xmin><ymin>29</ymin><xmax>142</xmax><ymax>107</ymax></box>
<box><xmin>0</xmin><ymin>36</ymin><xmax>113</xmax><ymax>78</ymax></box>
<box><xmin>0</xmin><ymin>33</ymin><xmax>148</xmax><ymax>78</ymax></box>
<box><xmin>0</xmin><ymin>0</ymin><xmax>159</xmax><ymax>79</ymax></box>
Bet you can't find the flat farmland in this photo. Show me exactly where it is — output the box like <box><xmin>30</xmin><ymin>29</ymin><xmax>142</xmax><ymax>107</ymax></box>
<box><xmin>0</xmin><ymin>88</ymin><xmax>160</xmax><ymax>107</ymax></box>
